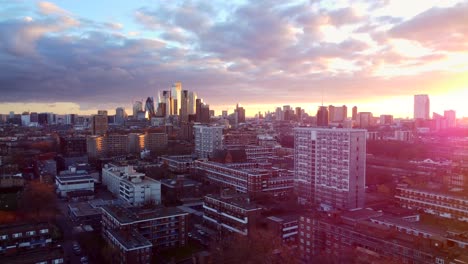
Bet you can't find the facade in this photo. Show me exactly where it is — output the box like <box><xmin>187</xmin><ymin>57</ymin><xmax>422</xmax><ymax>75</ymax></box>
<box><xmin>106</xmin><ymin>134</ymin><xmax>129</xmax><ymax>156</ymax></box>
<box><xmin>188</xmin><ymin>91</ymin><xmax>197</xmax><ymax>115</ymax></box>
<box><xmin>0</xmin><ymin>222</ymin><xmax>54</xmax><ymax>256</ymax></box>
<box><xmin>298</xmin><ymin>210</ymin><xmax>468</xmax><ymax>263</ymax></box>
<box><xmin>444</xmin><ymin>110</ymin><xmax>456</xmax><ymax>128</ymax></box>
<box><xmin>328</xmin><ymin>105</ymin><xmax>347</xmax><ymax>122</ymax></box>
<box><xmin>316</xmin><ymin>106</ymin><xmax>329</xmax><ymax>127</ymax></box>
<box><xmin>145</xmin><ymin>97</ymin><xmax>156</xmax><ymax>118</ymax></box>
<box><xmin>194</xmin><ymin>125</ymin><xmax>224</xmax><ymax>159</ymax></box>
<box><xmin>203</xmin><ymin>194</ymin><xmax>262</xmax><ymax>236</ymax></box>
<box><xmin>128</xmin><ymin>133</ymin><xmax>146</xmax><ymax>154</ymax></box>
<box><xmin>160</xmin><ymin>155</ymin><xmax>194</xmax><ymax>173</ymax></box>
<box><xmin>86</xmin><ymin>135</ymin><xmax>106</xmax><ymax>159</ymax></box>
<box><xmin>194</xmin><ymin>161</ymin><xmax>294</xmax><ymax>196</ymax></box>
<box><xmin>92</xmin><ymin>114</ymin><xmax>108</xmax><ymax>135</ymax></box>
<box><xmin>380</xmin><ymin>114</ymin><xmax>394</xmax><ymax>125</ymax></box>
<box><xmin>55</xmin><ymin>173</ymin><xmax>94</xmax><ymax>197</ymax></box>
<box><xmin>395</xmin><ymin>187</ymin><xmax>468</xmax><ymax>222</ymax></box>
<box><xmin>266</xmin><ymin>215</ymin><xmax>299</xmax><ymax>246</ymax></box>
<box><xmin>101</xmin><ymin>205</ymin><xmax>189</xmax><ymax>250</ymax></box>
<box><xmin>60</xmin><ymin>136</ymin><xmax>87</xmax><ymax>156</ymax></box>
<box><xmin>115</xmin><ymin>107</ymin><xmax>126</xmax><ymax>125</ymax></box>
<box><xmin>133</xmin><ymin>101</ymin><xmax>143</xmax><ymax>118</ymax></box>
<box><xmin>414</xmin><ymin>94</ymin><xmax>430</xmax><ymax>120</ymax></box>
<box><xmin>102</xmin><ymin>165</ymin><xmax>161</xmax><ymax>206</ymax></box>
<box><xmin>357</xmin><ymin>112</ymin><xmax>373</xmax><ymax>128</ymax></box>
<box><xmin>145</xmin><ymin>133</ymin><xmax>168</xmax><ymax>152</ymax></box>
<box><xmin>294</xmin><ymin>128</ymin><xmax>366</xmax><ymax>210</ymax></box>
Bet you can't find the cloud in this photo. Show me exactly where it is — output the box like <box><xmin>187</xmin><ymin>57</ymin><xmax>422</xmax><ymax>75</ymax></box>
<box><xmin>37</xmin><ymin>1</ymin><xmax>70</xmax><ymax>16</ymax></box>
<box><xmin>390</xmin><ymin>2</ymin><xmax>468</xmax><ymax>51</ymax></box>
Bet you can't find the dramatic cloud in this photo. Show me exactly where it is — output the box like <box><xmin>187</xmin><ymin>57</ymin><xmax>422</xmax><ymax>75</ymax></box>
<box><xmin>0</xmin><ymin>0</ymin><xmax>467</xmax><ymax>116</ymax></box>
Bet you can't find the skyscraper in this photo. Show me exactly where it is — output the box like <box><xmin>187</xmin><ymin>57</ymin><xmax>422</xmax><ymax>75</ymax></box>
<box><xmin>92</xmin><ymin>114</ymin><xmax>108</xmax><ymax>135</ymax></box>
<box><xmin>352</xmin><ymin>106</ymin><xmax>358</xmax><ymax>121</ymax></box>
<box><xmin>145</xmin><ymin>97</ymin><xmax>156</xmax><ymax>118</ymax></box>
<box><xmin>172</xmin><ymin>82</ymin><xmax>182</xmax><ymax>115</ymax></box>
<box><xmin>328</xmin><ymin>105</ymin><xmax>347</xmax><ymax>122</ymax></box>
<box><xmin>444</xmin><ymin>110</ymin><xmax>456</xmax><ymax>128</ymax></box>
<box><xmin>188</xmin><ymin>91</ymin><xmax>197</xmax><ymax>115</ymax></box>
<box><xmin>133</xmin><ymin>101</ymin><xmax>142</xmax><ymax>118</ymax></box>
<box><xmin>294</xmin><ymin>128</ymin><xmax>366</xmax><ymax>210</ymax></box>
<box><xmin>180</xmin><ymin>90</ymin><xmax>189</xmax><ymax>123</ymax></box>
<box><xmin>414</xmin><ymin>94</ymin><xmax>430</xmax><ymax>120</ymax></box>
<box><xmin>115</xmin><ymin>107</ymin><xmax>126</xmax><ymax>125</ymax></box>
<box><xmin>316</xmin><ymin>106</ymin><xmax>329</xmax><ymax>127</ymax></box>
<box><xmin>235</xmin><ymin>104</ymin><xmax>246</xmax><ymax>123</ymax></box>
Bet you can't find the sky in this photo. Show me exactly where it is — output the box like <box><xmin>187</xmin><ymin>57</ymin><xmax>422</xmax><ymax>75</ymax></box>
<box><xmin>0</xmin><ymin>0</ymin><xmax>467</xmax><ymax>118</ymax></box>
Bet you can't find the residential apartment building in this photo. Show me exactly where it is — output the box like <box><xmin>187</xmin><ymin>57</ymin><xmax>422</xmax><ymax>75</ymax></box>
<box><xmin>0</xmin><ymin>222</ymin><xmax>54</xmax><ymax>256</ymax></box>
<box><xmin>101</xmin><ymin>205</ymin><xmax>189</xmax><ymax>253</ymax></box>
<box><xmin>102</xmin><ymin>165</ymin><xmax>161</xmax><ymax>206</ymax></box>
<box><xmin>194</xmin><ymin>161</ymin><xmax>294</xmax><ymax>197</ymax></box>
<box><xmin>194</xmin><ymin>125</ymin><xmax>223</xmax><ymax>159</ymax></box>
<box><xmin>294</xmin><ymin>128</ymin><xmax>366</xmax><ymax>210</ymax></box>
<box><xmin>265</xmin><ymin>215</ymin><xmax>299</xmax><ymax>246</ymax></box>
<box><xmin>395</xmin><ymin>186</ymin><xmax>468</xmax><ymax>222</ymax></box>
<box><xmin>145</xmin><ymin>133</ymin><xmax>168</xmax><ymax>152</ymax></box>
<box><xmin>298</xmin><ymin>209</ymin><xmax>467</xmax><ymax>263</ymax></box>
<box><xmin>106</xmin><ymin>134</ymin><xmax>129</xmax><ymax>156</ymax></box>
<box><xmin>203</xmin><ymin>194</ymin><xmax>263</xmax><ymax>236</ymax></box>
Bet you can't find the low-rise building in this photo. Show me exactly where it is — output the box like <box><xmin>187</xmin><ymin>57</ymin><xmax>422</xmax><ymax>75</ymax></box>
<box><xmin>160</xmin><ymin>155</ymin><xmax>194</xmax><ymax>173</ymax></box>
<box><xmin>0</xmin><ymin>247</ymin><xmax>65</xmax><ymax>264</ymax></box>
<box><xmin>55</xmin><ymin>172</ymin><xmax>95</xmax><ymax>198</ymax></box>
<box><xmin>265</xmin><ymin>214</ymin><xmax>299</xmax><ymax>246</ymax></box>
<box><xmin>68</xmin><ymin>202</ymin><xmax>102</xmax><ymax>231</ymax></box>
<box><xmin>102</xmin><ymin>165</ymin><xmax>161</xmax><ymax>206</ymax></box>
<box><xmin>105</xmin><ymin>229</ymin><xmax>152</xmax><ymax>264</ymax></box>
<box><xmin>0</xmin><ymin>174</ymin><xmax>24</xmax><ymax>188</ymax></box>
<box><xmin>101</xmin><ymin>205</ymin><xmax>189</xmax><ymax>251</ymax></box>
<box><xmin>395</xmin><ymin>186</ymin><xmax>468</xmax><ymax>222</ymax></box>
<box><xmin>194</xmin><ymin>161</ymin><xmax>294</xmax><ymax>197</ymax></box>
<box><xmin>203</xmin><ymin>194</ymin><xmax>262</xmax><ymax>236</ymax></box>
<box><xmin>0</xmin><ymin>222</ymin><xmax>54</xmax><ymax>256</ymax></box>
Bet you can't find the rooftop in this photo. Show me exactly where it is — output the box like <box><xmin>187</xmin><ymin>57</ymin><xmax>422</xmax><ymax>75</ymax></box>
<box><xmin>205</xmin><ymin>194</ymin><xmax>263</xmax><ymax>211</ymax></box>
<box><xmin>102</xmin><ymin>205</ymin><xmax>188</xmax><ymax>224</ymax></box>
<box><xmin>0</xmin><ymin>222</ymin><xmax>50</xmax><ymax>234</ymax></box>
<box><xmin>106</xmin><ymin>229</ymin><xmax>152</xmax><ymax>251</ymax></box>
<box><xmin>68</xmin><ymin>202</ymin><xmax>101</xmax><ymax>217</ymax></box>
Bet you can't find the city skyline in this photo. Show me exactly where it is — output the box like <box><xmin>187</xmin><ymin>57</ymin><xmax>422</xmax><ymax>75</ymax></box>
<box><xmin>0</xmin><ymin>1</ymin><xmax>468</xmax><ymax>117</ymax></box>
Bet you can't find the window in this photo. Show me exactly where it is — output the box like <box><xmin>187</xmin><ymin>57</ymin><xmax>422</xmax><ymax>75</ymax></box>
<box><xmin>13</xmin><ymin>233</ymin><xmax>22</xmax><ymax>238</ymax></box>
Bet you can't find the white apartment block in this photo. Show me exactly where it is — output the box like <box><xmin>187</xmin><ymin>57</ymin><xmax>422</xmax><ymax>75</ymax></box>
<box><xmin>294</xmin><ymin>128</ymin><xmax>366</xmax><ymax>210</ymax></box>
<box><xmin>194</xmin><ymin>125</ymin><xmax>223</xmax><ymax>159</ymax></box>
<box><xmin>102</xmin><ymin>164</ymin><xmax>161</xmax><ymax>206</ymax></box>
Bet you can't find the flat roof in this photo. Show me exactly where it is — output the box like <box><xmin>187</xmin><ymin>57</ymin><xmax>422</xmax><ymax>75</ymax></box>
<box><xmin>205</xmin><ymin>194</ymin><xmax>263</xmax><ymax>211</ymax></box>
<box><xmin>107</xmin><ymin>229</ymin><xmax>152</xmax><ymax>251</ymax></box>
<box><xmin>160</xmin><ymin>178</ymin><xmax>202</xmax><ymax>187</ymax></box>
<box><xmin>68</xmin><ymin>202</ymin><xmax>101</xmax><ymax>217</ymax></box>
<box><xmin>0</xmin><ymin>222</ymin><xmax>50</xmax><ymax>234</ymax></box>
<box><xmin>102</xmin><ymin>205</ymin><xmax>188</xmax><ymax>224</ymax></box>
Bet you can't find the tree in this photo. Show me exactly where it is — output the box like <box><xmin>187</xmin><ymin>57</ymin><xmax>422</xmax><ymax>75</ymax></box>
<box><xmin>18</xmin><ymin>180</ymin><xmax>57</xmax><ymax>220</ymax></box>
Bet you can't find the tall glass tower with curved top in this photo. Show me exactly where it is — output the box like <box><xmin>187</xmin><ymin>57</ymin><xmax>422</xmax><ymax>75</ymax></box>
<box><xmin>145</xmin><ymin>97</ymin><xmax>155</xmax><ymax>118</ymax></box>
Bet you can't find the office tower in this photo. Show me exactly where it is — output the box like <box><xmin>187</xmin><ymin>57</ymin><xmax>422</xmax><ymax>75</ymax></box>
<box><xmin>296</xmin><ymin>107</ymin><xmax>302</xmax><ymax>121</ymax></box>
<box><xmin>180</xmin><ymin>90</ymin><xmax>189</xmax><ymax>122</ymax></box>
<box><xmin>200</xmin><ymin>104</ymin><xmax>210</xmax><ymax>123</ymax></box>
<box><xmin>92</xmin><ymin>114</ymin><xmax>108</xmax><ymax>135</ymax></box>
<box><xmin>380</xmin><ymin>115</ymin><xmax>393</xmax><ymax>125</ymax></box>
<box><xmin>30</xmin><ymin>112</ymin><xmax>38</xmax><ymax>123</ymax></box>
<box><xmin>156</xmin><ymin>102</ymin><xmax>166</xmax><ymax>117</ymax></box>
<box><xmin>144</xmin><ymin>97</ymin><xmax>156</xmax><ymax>118</ymax></box>
<box><xmin>433</xmin><ymin>112</ymin><xmax>447</xmax><ymax>131</ymax></box>
<box><xmin>188</xmin><ymin>91</ymin><xmax>197</xmax><ymax>115</ymax></box>
<box><xmin>294</xmin><ymin>128</ymin><xmax>366</xmax><ymax>210</ymax></box>
<box><xmin>357</xmin><ymin>112</ymin><xmax>373</xmax><ymax>128</ymax></box>
<box><xmin>172</xmin><ymin>82</ymin><xmax>182</xmax><ymax>115</ymax></box>
<box><xmin>133</xmin><ymin>101</ymin><xmax>142</xmax><ymax>118</ymax></box>
<box><xmin>64</xmin><ymin>114</ymin><xmax>75</xmax><ymax>125</ymax></box>
<box><xmin>316</xmin><ymin>106</ymin><xmax>329</xmax><ymax>127</ymax></box>
<box><xmin>235</xmin><ymin>104</ymin><xmax>246</xmax><ymax>123</ymax></box>
<box><xmin>115</xmin><ymin>107</ymin><xmax>126</xmax><ymax>125</ymax></box>
<box><xmin>38</xmin><ymin>113</ymin><xmax>48</xmax><ymax>125</ymax></box>
<box><xmin>275</xmin><ymin>107</ymin><xmax>283</xmax><ymax>121</ymax></box>
<box><xmin>194</xmin><ymin>125</ymin><xmax>224</xmax><ymax>158</ymax></box>
<box><xmin>329</xmin><ymin>105</ymin><xmax>347</xmax><ymax>122</ymax></box>
<box><xmin>444</xmin><ymin>110</ymin><xmax>456</xmax><ymax>128</ymax></box>
<box><xmin>97</xmin><ymin>110</ymin><xmax>108</xmax><ymax>116</ymax></box>
<box><xmin>161</xmin><ymin>90</ymin><xmax>173</xmax><ymax>117</ymax></box>
<box><xmin>414</xmin><ymin>94</ymin><xmax>430</xmax><ymax>120</ymax></box>
<box><xmin>222</xmin><ymin>110</ymin><xmax>228</xmax><ymax>118</ymax></box>
<box><xmin>352</xmin><ymin>106</ymin><xmax>358</xmax><ymax>121</ymax></box>
<box><xmin>9</xmin><ymin>111</ymin><xmax>14</xmax><ymax>119</ymax></box>
<box><xmin>21</xmin><ymin>112</ymin><xmax>30</xmax><ymax>126</ymax></box>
